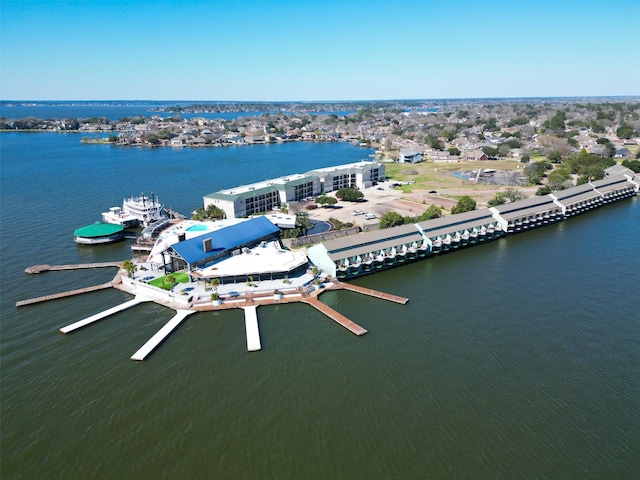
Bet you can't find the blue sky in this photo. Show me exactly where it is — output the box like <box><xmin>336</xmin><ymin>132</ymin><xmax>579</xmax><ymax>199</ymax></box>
<box><xmin>1</xmin><ymin>0</ymin><xmax>638</xmax><ymax>101</ymax></box>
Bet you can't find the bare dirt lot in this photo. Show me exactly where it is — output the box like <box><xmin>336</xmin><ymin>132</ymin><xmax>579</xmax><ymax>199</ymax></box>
<box><xmin>301</xmin><ymin>160</ymin><xmax>539</xmax><ymax>228</ymax></box>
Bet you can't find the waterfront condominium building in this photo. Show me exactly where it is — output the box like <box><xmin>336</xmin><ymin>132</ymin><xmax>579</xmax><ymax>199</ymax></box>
<box><xmin>203</xmin><ymin>174</ymin><xmax>322</xmax><ymax>219</ymax></box>
<box><xmin>203</xmin><ymin>161</ymin><xmax>385</xmax><ymax>219</ymax></box>
<box><xmin>307</xmin><ymin>161</ymin><xmax>385</xmax><ymax>193</ymax></box>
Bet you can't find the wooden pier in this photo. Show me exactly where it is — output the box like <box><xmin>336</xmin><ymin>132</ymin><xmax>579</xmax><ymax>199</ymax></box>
<box><xmin>303</xmin><ymin>297</ymin><xmax>368</xmax><ymax>336</ymax></box>
<box><xmin>16</xmin><ymin>282</ymin><xmax>114</xmax><ymax>307</ymax></box>
<box><xmin>25</xmin><ymin>262</ymin><xmax>122</xmax><ymax>274</ymax></box>
<box><xmin>19</xmin><ymin>257</ymin><xmax>407</xmax><ymax>359</ymax></box>
<box><xmin>329</xmin><ymin>282</ymin><xmax>409</xmax><ymax>304</ymax></box>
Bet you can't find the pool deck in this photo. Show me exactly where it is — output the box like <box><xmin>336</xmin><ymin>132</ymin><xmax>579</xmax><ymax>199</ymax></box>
<box><xmin>19</xmin><ymin>262</ymin><xmax>408</xmax><ymax>360</ymax></box>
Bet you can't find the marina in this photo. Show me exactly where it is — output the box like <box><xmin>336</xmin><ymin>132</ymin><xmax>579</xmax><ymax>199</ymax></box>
<box><xmin>3</xmin><ymin>131</ymin><xmax>639</xmax><ymax>480</ymax></box>
<box><xmin>15</xmin><ymin>164</ymin><xmax>639</xmax><ymax>360</ymax></box>
<box><xmin>17</xmin><ymin>257</ymin><xmax>402</xmax><ymax>359</ymax></box>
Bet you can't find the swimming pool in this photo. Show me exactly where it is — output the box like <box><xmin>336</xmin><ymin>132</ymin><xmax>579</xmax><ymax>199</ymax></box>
<box><xmin>185</xmin><ymin>224</ymin><xmax>209</xmax><ymax>232</ymax></box>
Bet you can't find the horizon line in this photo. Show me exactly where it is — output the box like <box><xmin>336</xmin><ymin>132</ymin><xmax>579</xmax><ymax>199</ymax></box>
<box><xmin>2</xmin><ymin>95</ymin><xmax>640</xmax><ymax>104</ymax></box>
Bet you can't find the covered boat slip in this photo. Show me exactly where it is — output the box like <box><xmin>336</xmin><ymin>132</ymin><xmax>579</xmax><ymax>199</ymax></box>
<box><xmin>416</xmin><ymin>208</ymin><xmax>498</xmax><ymax>241</ymax></box>
<box><xmin>490</xmin><ymin>196</ymin><xmax>562</xmax><ymax>231</ymax></box>
<box><xmin>324</xmin><ymin>224</ymin><xmax>424</xmax><ymax>262</ymax></box>
<box><xmin>591</xmin><ymin>176</ymin><xmax>638</xmax><ymax>199</ymax></box>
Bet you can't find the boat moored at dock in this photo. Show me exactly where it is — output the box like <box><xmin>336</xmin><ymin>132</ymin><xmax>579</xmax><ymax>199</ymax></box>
<box><xmin>102</xmin><ymin>192</ymin><xmax>167</xmax><ymax>228</ymax></box>
<box><xmin>73</xmin><ymin>222</ymin><xmax>125</xmax><ymax>245</ymax></box>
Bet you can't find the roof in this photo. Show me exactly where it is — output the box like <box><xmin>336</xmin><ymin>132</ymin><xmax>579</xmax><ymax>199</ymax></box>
<box><xmin>323</xmin><ymin>224</ymin><xmax>423</xmax><ymax>261</ymax></box>
<box><xmin>417</xmin><ymin>208</ymin><xmax>496</xmax><ymax>237</ymax></box>
<box><xmin>171</xmin><ymin>216</ymin><xmax>280</xmax><ymax>264</ymax></box>
<box><xmin>552</xmin><ymin>184</ymin><xmax>599</xmax><ymax>205</ymax></box>
<box><xmin>74</xmin><ymin>222</ymin><xmax>124</xmax><ymax>237</ymax></box>
<box><xmin>490</xmin><ymin>196</ymin><xmax>559</xmax><ymax>220</ymax></box>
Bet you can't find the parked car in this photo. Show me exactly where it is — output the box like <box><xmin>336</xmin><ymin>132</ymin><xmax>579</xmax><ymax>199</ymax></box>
<box><xmin>364</xmin><ymin>213</ymin><xmax>376</xmax><ymax>220</ymax></box>
<box><xmin>352</xmin><ymin>210</ymin><xmax>364</xmax><ymax>216</ymax></box>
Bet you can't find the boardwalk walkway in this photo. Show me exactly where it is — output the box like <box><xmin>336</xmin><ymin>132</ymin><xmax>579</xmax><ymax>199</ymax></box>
<box><xmin>330</xmin><ymin>282</ymin><xmax>409</xmax><ymax>304</ymax></box>
<box><xmin>25</xmin><ymin>262</ymin><xmax>122</xmax><ymax>274</ymax></box>
<box><xmin>16</xmin><ymin>282</ymin><xmax>114</xmax><ymax>307</ymax></box>
<box><xmin>302</xmin><ymin>297</ymin><xmax>368</xmax><ymax>336</ymax></box>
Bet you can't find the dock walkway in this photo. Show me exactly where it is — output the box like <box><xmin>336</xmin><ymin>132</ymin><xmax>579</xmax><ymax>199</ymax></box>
<box><xmin>131</xmin><ymin>310</ymin><xmax>194</xmax><ymax>361</ymax></box>
<box><xmin>17</xmin><ymin>282</ymin><xmax>114</xmax><ymax>307</ymax></box>
<box><xmin>242</xmin><ymin>306</ymin><xmax>262</xmax><ymax>351</ymax></box>
<box><xmin>330</xmin><ymin>282</ymin><xmax>409</xmax><ymax>304</ymax></box>
<box><xmin>303</xmin><ymin>297</ymin><xmax>368</xmax><ymax>336</ymax></box>
<box><xmin>60</xmin><ymin>298</ymin><xmax>146</xmax><ymax>333</ymax></box>
<box><xmin>25</xmin><ymin>262</ymin><xmax>122</xmax><ymax>274</ymax></box>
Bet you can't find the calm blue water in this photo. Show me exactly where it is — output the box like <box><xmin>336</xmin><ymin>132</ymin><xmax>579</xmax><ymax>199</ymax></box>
<box><xmin>1</xmin><ymin>132</ymin><xmax>639</xmax><ymax>479</ymax></box>
<box><xmin>0</xmin><ymin>104</ymin><xmax>357</xmax><ymax>121</ymax></box>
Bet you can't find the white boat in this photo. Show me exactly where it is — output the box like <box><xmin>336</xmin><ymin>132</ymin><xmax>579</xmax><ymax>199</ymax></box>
<box><xmin>103</xmin><ymin>192</ymin><xmax>167</xmax><ymax>228</ymax></box>
<box><xmin>102</xmin><ymin>206</ymin><xmax>140</xmax><ymax>228</ymax></box>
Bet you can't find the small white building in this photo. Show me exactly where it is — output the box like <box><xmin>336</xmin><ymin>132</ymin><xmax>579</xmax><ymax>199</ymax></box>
<box><xmin>398</xmin><ymin>148</ymin><xmax>423</xmax><ymax>163</ymax></box>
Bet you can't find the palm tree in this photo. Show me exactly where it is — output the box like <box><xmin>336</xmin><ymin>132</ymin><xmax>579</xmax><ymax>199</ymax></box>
<box><xmin>122</xmin><ymin>260</ymin><xmax>136</xmax><ymax>278</ymax></box>
<box><xmin>165</xmin><ymin>274</ymin><xmax>177</xmax><ymax>291</ymax></box>
<box><xmin>210</xmin><ymin>278</ymin><xmax>220</xmax><ymax>295</ymax></box>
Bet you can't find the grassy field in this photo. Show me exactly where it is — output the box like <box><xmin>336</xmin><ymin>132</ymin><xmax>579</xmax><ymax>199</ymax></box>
<box><xmin>384</xmin><ymin>159</ymin><xmax>531</xmax><ymax>197</ymax></box>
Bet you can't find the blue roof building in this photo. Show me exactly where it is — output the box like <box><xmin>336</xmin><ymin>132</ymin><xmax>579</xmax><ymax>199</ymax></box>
<box><xmin>162</xmin><ymin>216</ymin><xmax>280</xmax><ymax>273</ymax></box>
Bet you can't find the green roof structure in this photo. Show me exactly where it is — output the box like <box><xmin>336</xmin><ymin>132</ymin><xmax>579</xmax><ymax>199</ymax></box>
<box><xmin>74</xmin><ymin>222</ymin><xmax>124</xmax><ymax>238</ymax></box>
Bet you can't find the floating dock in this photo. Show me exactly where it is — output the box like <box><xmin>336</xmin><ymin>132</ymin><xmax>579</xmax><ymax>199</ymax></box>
<box><xmin>243</xmin><ymin>306</ymin><xmax>262</xmax><ymax>351</ymax></box>
<box><xmin>131</xmin><ymin>310</ymin><xmax>194</xmax><ymax>361</ymax></box>
<box><xmin>60</xmin><ymin>298</ymin><xmax>145</xmax><ymax>333</ymax></box>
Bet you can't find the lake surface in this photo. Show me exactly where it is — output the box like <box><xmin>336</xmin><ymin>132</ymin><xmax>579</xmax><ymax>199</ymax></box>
<box><xmin>1</xmin><ymin>132</ymin><xmax>639</xmax><ymax>479</ymax></box>
<box><xmin>0</xmin><ymin>103</ymin><xmax>357</xmax><ymax>121</ymax></box>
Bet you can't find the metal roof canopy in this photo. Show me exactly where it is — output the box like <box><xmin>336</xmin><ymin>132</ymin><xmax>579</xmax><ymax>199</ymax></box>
<box><xmin>171</xmin><ymin>216</ymin><xmax>280</xmax><ymax>265</ymax></box>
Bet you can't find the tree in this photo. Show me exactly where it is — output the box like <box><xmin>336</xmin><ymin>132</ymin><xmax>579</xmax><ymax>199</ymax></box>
<box><xmin>544</xmin><ymin>110</ymin><xmax>566</xmax><ymax>133</ymax></box>
<box><xmin>335</xmin><ymin>188</ymin><xmax>364</xmax><ymax>202</ymax></box>
<box><xmin>191</xmin><ymin>204</ymin><xmax>226</xmax><ymax>220</ymax></box>
<box><xmin>316</xmin><ymin>196</ymin><xmax>337</xmax><ymax>207</ymax></box>
<box><xmin>448</xmin><ymin>147</ymin><xmax>461</xmax><ymax>156</ymax></box>
<box><xmin>547</xmin><ymin>170</ymin><xmax>572</xmax><ymax>191</ymax></box>
<box><xmin>616</xmin><ymin>124</ymin><xmax>635</xmax><ymax>139</ymax></box>
<box><xmin>146</xmin><ymin>134</ymin><xmax>161</xmax><ymax>145</ymax></box>
<box><xmin>379</xmin><ymin>211</ymin><xmax>405</xmax><ymax>229</ymax></box>
<box><xmin>210</xmin><ymin>278</ymin><xmax>220</xmax><ymax>296</ymax></box>
<box><xmin>524</xmin><ymin>160</ymin><xmax>552</xmax><ymax>185</ymax></box>
<box><xmin>520</xmin><ymin>154</ymin><xmax>530</xmax><ymax>163</ymax></box>
<box><xmin>547</xmin><ymin>151</ymin><xmax>563</xmax><ymax>163</ymax></box>
<box><xmin>425</xmin><ymin>134</ymin><xmax>443</xmax><ymax>150</ymax></box>
<box><xmin>482</xmin><ymin>146</ymin><xmax>499</xmax><ymax>158</ymax></box>
<box><xmin>487</xmin><ymin>189</ymin><xmax>526</xmax><ymax>207</ymax></box>
<box><xmin>621</xmin><ymin>159</ymin><xmax>640</xmax><ymax>173</ymax></box>
<box><xmin>417</xmin><ymin>204</ymin><xmax>442</xmax><ymax>221</ymax></box>
<box><xmin>122</xmin><ymin>260</ymin><xmax>136</xmax><ymax>278</ymax></box>
<box><xmin>451</xmin><ymin>196</ymin><xmax>476</xmax><ymax>214</ymax></box>
<box><xmin>165</xmin><ymin>274</ymin><xmax>177</xmax><ymax>291</ymax></box>
<box><xmin>536</xmin><ymin>185</ymin><xmax>552</xmax><ymax>196</ymax></box>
